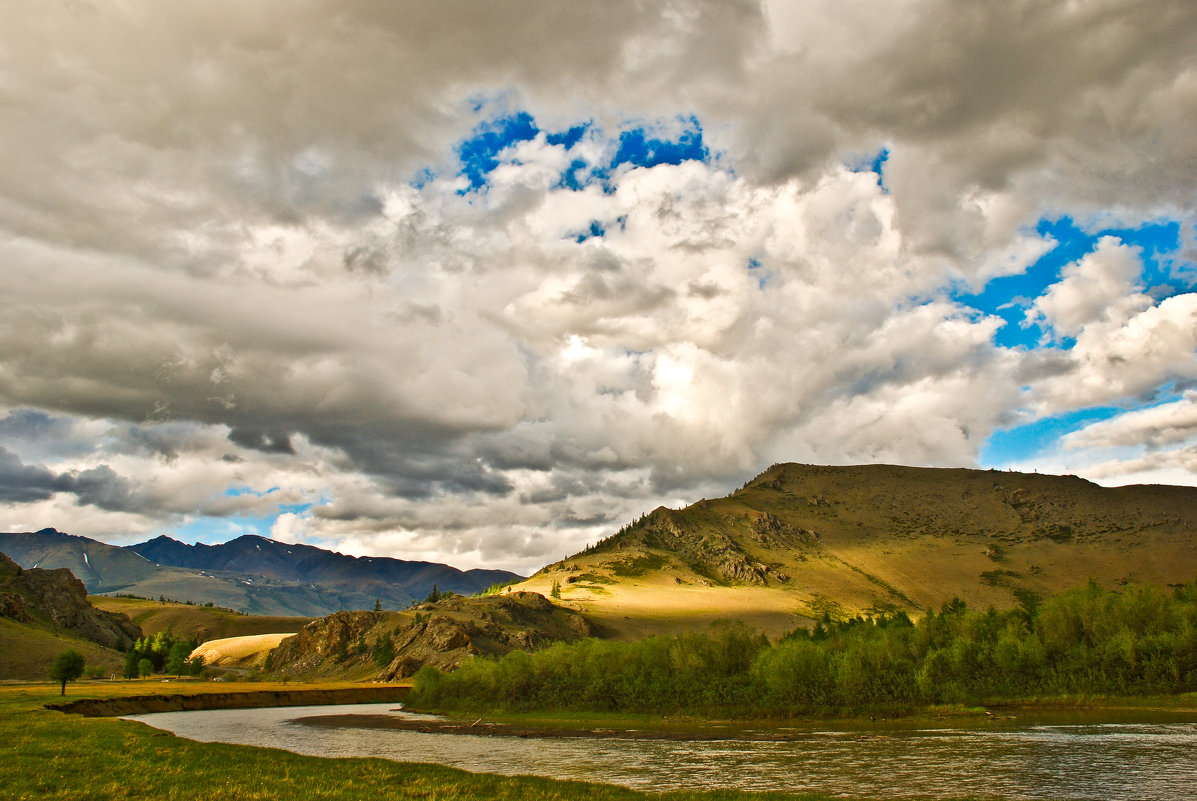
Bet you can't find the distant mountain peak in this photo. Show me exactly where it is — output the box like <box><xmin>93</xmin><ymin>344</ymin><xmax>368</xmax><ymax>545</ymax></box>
<box><xmin>143</xmin><ymin>534</ymin><xmax>184</xmax><ymax>545</ymax></box>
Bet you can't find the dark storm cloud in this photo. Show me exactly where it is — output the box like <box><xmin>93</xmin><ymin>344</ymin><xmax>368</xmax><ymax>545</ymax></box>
<box><xmin>0</xmin><ymin>447</ymin><xmax>61</xmax><ymax>503</ymax></box>
<box><xmin>0</xmin><ymin>447</ymin><xmax>132</xmax><ymax>511</ymax></box>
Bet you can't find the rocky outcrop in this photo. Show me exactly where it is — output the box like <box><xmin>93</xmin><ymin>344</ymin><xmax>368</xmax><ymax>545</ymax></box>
<box><xmin>268</xmin><ymin>591</ymin><xmax>598</xmax><ymax>681</ymax></box>
<box><xmin>629</xmin><ymin>508</ymin><xmax>794</xmax><ymax>586</ymax></box>
<box><xmin>0</xmin><ymin>552</ymin><xmax>140</xmax><ymax>648</ymax></box>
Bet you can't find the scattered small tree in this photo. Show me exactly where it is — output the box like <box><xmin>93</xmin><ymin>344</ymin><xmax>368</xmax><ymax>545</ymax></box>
<box><xmin>550</xmin><ymin>580</ymin><xmax>562</xmax><ymax>599</ymax></box>
<box><xmin>138</xmin><ymin>658</ymin><xmax>153</xmax><ymax>678</ymax></box>
<box><xmin>372</xmin><ymin>633</ymin><xmax>395</xmax><ymax>667</ymax></box>
<box><xmin>426</xmin><ymin>584</ymin><xmax>441</xmax><ymax>604</ymax></box>
<box><xmin>373</xmin><ymin>598</ymin><xmax>382</xmax><ymax>612</ymax></box>
<box><xmin>49</xmin><ymin>650</ymin><xmax>85</xmax><ymax>696</ymax></box>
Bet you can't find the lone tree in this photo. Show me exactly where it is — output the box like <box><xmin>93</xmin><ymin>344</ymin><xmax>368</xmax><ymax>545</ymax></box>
<box><xmin>49</xmin><ymin>650</ymin><xmax>85</xmax><ymax>696</ymax></box>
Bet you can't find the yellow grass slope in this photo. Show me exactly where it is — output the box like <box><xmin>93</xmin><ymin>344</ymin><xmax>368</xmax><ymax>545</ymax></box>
<box><xmin>190</xmin><ymin>633</ymin><xmax>295</xmax><ymax>668</ymax></box>
<box><xmin>514</xmin><ymin>463</ymin><xmax>1197</xmax><ymax>639</ymax></box>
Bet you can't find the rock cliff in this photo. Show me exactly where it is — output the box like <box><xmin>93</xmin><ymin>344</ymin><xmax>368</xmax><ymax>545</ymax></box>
<box><xmin>0</xmin><ymin>551</ymin><xmax>141</xmax><ymax>648</ymax></box>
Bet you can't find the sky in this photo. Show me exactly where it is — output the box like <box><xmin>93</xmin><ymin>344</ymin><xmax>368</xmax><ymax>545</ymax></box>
<box><xmin>1</xmin><ymin>1</ymin><xmax>1195</xmax><ymax>574</ymax></box>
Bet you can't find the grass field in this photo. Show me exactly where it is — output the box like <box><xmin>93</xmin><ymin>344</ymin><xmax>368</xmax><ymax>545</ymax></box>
<box><xmin>2</xmin><ymin>681</ymin><xmax>1009</xmax><ymax>801</ymax></box>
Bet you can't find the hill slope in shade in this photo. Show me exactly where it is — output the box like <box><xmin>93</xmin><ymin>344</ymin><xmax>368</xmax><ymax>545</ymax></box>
<box><xmin>89</xmin><ymin>595</ymin><xmax>314</xmax><ymax>642</ymax></box>
<box><xmin>0</xmin><ymin>551</ymin><xmax>141</xmax><ymax>679</ymax></box>
<box><xmin>514</xmin><ymin>463</ymin><xmax>1197</xmax><ymax>638</ymax></box>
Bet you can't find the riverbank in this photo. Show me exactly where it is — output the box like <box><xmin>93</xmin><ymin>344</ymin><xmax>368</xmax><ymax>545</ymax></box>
<box><xmin>46</xmin><ymin>684</ymin><xmax>409</xmax><ymax>717</ymax></box>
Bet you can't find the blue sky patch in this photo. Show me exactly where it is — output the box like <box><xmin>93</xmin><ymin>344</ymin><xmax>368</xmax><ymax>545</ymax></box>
<box><xmin>443</xmin><ymin>108</ymin><xmax>712</xmax><ymax>194</ymax></box>
<box><xmin>223</xmin><ymin>485</ymin><xmax>279</xmax><ymax>498</ymax></box>
<box><xmin>456</xmin><ymin>111</ymin><xmax>540</xmax><ymax>190</ymax></box>
<box><xmin>546</xmin><ymin>123</ymin><xmax>589</xmax><ymax>150</ymax></box>
<box><xmin>167</xmin><ymin>513</ymin><xmax>277</xmax><ymax>545</ymax></box>
<box><xmin>573</xmin><ymin>220</ymin><xmax>607</xmax><ymax>243</ymax></box>
<box><xmin>958</xmin><ymin>216</ymin><xmax>1194</xmax><ymax>350</ymax></box>
<box><xmin>979</xmin><ymin>405</ymin><xmax>1123</xmax><ymax>467</ymax></box>
<box><xmin>847</xmin><ymin>147</ymin><xmax>890</xmax><ymax>191</ymax></box>
<box><xmin>609</xmin><ymin>116</ymin><xmax>707</xmax><ymax>172</ymax></box>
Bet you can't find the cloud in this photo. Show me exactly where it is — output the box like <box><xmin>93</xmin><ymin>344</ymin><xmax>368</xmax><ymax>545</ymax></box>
<box><xmin>1063</xmin><ymin>392</ymin><xmax>1197</xmax><ymax>452</ymax></box>
<box><xmin>1031</xmin><ymin>292</ymin><xmax>1197</xmax><ymax>413</ymax></box>
<box><xmin>0</xmin><ymin>1</ymin><xmax>1194</xmax><ymax>570</ymax></box>
<box><xmin>1027</xmin><ymin>238</ymin><xmax>1151</xmax><ymax>339</ymax></box>
<box><xmin>0</xmin><ymin>447</ymin><xmax>61</xmax><ymax>504</ymax></box>
<box><xmin>0</xmin><ymin>446</ymin><xmax>131</xmax><ymax>512</ymax></box>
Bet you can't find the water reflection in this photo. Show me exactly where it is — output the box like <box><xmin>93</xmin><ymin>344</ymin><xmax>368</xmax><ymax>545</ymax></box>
<box><xmin>124</xmin><ymin>704</ymin><xmax>1197</xmax><ymax>800</ymax></box>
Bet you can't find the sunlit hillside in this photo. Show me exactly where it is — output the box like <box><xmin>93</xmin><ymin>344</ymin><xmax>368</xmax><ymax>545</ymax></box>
<box><xmin>513</xmin><ymin>464</ymin><xmax>1197</xmax><ymax>638</ymax></box>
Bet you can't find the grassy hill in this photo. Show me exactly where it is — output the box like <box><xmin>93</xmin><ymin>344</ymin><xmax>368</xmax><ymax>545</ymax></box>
<box><xmin>0</xmin><ymin>618</ymin><xmax>127</xmax><ymax>680</ymax></box>
<box><xmin>512</xmin><ymin>463</ymin><xmax>1197</xmax><ymax>638</ymax></box>
<box><xmin>89</xmin><ymin>596</ymin><xmax>314</xmax><ymax>642</ymax></box>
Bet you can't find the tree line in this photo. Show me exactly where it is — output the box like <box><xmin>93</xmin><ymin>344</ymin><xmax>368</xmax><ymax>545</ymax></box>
<box><xmin>122</xmin><ymin>630</ymin><xmax>203</xmax><ymax>679</ymax></box>
<box><xmin>409</xmin><ymin>579</ymin><xmax>1197</xmax><ymax>716</ymax></box>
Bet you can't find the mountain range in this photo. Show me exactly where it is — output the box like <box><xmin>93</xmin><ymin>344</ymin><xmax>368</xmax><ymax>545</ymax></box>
<box><xmin>0</xmin><ymin>529</ymin><xmax>520</xmax><ymax>616</ymax></box>
<box><xmin>4</xmin><ymin>462</ymin><xmax>1196</xmax><ymax>638</ymax></box>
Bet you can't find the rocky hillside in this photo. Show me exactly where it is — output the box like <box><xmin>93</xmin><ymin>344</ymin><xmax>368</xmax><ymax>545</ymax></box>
<box><xmin>0</xmin><ymin>551</ymin><xmax>141</xmax><ymax>650</ymax></box>
<box><xmin>515</xmin><ymin>463</ymin><xmax>1197</xmax><ymax>637</ymax></box>
<box><xmin>268</xmin><ymin>592</ymin><xmax>596</xmax><ymax>681</ymax></box>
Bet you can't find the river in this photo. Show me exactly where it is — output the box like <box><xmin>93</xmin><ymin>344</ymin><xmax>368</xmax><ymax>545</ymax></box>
<box><xmin>124</xmin><ymin>703</ymin><xmax>1197</xmax><ymax>799</ymax></box>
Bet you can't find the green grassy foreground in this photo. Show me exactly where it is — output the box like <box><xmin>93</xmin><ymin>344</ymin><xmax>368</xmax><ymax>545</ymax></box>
<box><xmin>1</xmin><ymin>681</ymin><xmax>995</xmax><ymax>801</ymax></box>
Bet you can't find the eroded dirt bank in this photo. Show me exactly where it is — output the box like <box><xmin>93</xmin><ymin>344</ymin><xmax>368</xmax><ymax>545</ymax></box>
<box><xmin>46</xmin><ymin>685</ymin><xmax>409</xmax><ymax>717</ymax></box>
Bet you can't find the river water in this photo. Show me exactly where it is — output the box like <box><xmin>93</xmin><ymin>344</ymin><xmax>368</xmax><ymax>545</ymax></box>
<box><xmin>124</xmin><ymin>703</ymin><xmax>1197</xmax><ymax>799</ymax></box>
